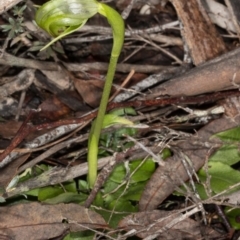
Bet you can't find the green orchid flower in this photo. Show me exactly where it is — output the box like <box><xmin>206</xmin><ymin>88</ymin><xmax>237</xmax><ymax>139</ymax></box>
<box><xmin>35</xmin><ymin>0</ymin><xmax>125</xmax><ymax>187</ymax></box>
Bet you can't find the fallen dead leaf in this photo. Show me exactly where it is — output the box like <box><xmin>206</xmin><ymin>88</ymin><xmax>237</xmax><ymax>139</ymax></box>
<box><xmin>0</xmin><ymin>121</ymin><xmax>22</xmax><ymax>139</ymax></box>
<box><xmin>74</xmin><ymin>79</ymin><xmax>115</xmax><ymax>108</ymax></box>
<box><xmin>0</xmin><ymin>202</ymin><xmax>107</xmax><ymax>240</ymax></box>
<box><xmin>38</xmin><ymin>96</ymin><xmax>71</xmax><ymax>121</ymax></box>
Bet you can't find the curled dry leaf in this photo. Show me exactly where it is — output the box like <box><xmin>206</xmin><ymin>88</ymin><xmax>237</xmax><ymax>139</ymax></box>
<box><xmin>74</xmin><ymin>78</ymin><xmax>115</xmax><ymax>108</ymax></box>
<box><xmin>0</xmin><ymin>202</ymin><xmax>107</xmax><ymax>240</ymax></box>
<box><xmin>118</xmin><ymin>210</ymin><xmax>221</xmax><ymax>239</ymax></box>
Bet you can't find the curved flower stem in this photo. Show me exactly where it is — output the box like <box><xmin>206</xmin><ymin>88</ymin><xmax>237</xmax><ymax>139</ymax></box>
<box><xmin>87</xmin><ymin>56</ymin><xmax>117</xmax><ymax>187</ymax></box>
<box><xmin>35</xmin><ymin>0</ymin><xmax>124</xmax><ymax>188</ymax></box>
<box><xmin>87</xmin><ymin>3</ymin><xmax>125</xmax><ymax>188</ymax></box>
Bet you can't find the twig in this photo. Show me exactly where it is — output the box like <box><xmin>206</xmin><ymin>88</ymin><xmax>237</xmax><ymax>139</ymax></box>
<box><xmin>121</xmin><ymin>0</ymin><xmax>137</xmax><ymax>19</ymax></box>
<box><xmin>65</xmin><ymin>21</ymin><xmax>180</xmax><ymax>44</ymax></box>
<box><xmin>0</xmin><ymin>50</ymin><xmax>178</xmax><ymax>74</ymax></box>
<box><xmin>125</xmin><ymin>135</ymin><xmax>164</xmax><ymax>166</ymax></box>
<box><xmin>109</xmin><ymin>69</ymin><xmax>135</xmax><ymax>101</ymax></box>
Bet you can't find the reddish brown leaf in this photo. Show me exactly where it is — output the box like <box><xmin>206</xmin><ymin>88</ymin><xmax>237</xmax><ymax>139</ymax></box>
<box><xmin>38</xmin><ymin>96</ymin><xmax>71</xmax><ymax>121</ymax></box>
<box><xmin>0</xmin><ymin>121</ymin><xmax>22</xmax><ymax>139</ymax></box>
<box><xmin>0</xmin><ymin>202</ymin><xmax>107</xmax><ymax>240</ymax></box>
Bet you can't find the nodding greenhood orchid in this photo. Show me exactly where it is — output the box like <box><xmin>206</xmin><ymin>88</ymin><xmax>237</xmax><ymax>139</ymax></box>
<box><xmin>35</xmin><ymin>0</ymin><xmax>125</xmax><ymax>188</ymax></box>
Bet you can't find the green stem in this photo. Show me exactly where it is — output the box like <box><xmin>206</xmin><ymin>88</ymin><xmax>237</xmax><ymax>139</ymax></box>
<box><xmin>87</xmin><ymin>56</ymin><xmax>118</xmax><ymax>187</ymax></box>
<box><xmin>87</xmin><ymin>3</ymin><xmax>124</xmax><ymax>188</ymax></box>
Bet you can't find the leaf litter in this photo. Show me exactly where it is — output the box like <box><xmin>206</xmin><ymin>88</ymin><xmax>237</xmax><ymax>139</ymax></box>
<box><xmin>1</xmin><ymin>0</ymin><xmax>240</xmax><ymax>239</ymax></box>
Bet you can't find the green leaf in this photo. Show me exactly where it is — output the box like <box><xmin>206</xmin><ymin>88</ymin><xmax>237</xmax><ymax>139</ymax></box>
<box><xmin>161</xmin><ymin>148</ymin><xmax>172</xmax><ymax>159</ymax></box>
<box><xmin>197</xmin><ymin>162</ymin><xmax>240</xmax><ymax>199</ymax></box>
<box><xmin>43</xmin><ymin>192</ymin><xmax>88</xmax><ymax>204</ymax></box>
<box><xmin>209</xmin><ymin>145</ymin><xmax>240</xmax><ymax>166</ymax></box>
<box><xmin>38</xmin><ymin>182</ymin><xmax>77</xmax><ymax>201</ymax></box>
<box><xmin>24</xmin><ymin>188</ymin><xmax>40</xmax><ymax>197</ymax></box>
<box><xmin>8</xmin><ymin>17</ymin><xmax>15</xmax><ymax>25</ymax></box>
<box><xmin>13</xmin><ymin>5</ymin><xmax>27</xmax><ymax>16</ymax></box>
<box><xmin>78</xmin><ymin>180</ymin><xmax>90</xmax><ymax>191</ymax></box>
<box><xmin>108</xmin><ymin>159</ymin><xmax>155</xmax><ymax>184</ymax></box>
<box><xmin>103</xmin><ymin>180</ymin><xmax>119</xmax><ymax>195</ymax></box>
<box><xmin>102</xmin><ymin>114</ymin><xmax>133</xmax><ymax>129</ymax></box>
<box><xmin>93</xmin><ymin>192</ymin><xmax>104</xmax><ymax>207</ymax></box>
<box><xmin>104</xmin><ymin>181</ymin><xmax>147</xmax><ymax>202</ymax></box>
<box><xmin>96</xmin><ymin>199</ymin><xmax>137</xmax><ymax>228</ymax></box>
<box><xmin>1</xmin><ymin>25</ymin><xmax>12</xmax><ymax>31</ymax></box>
<box><xmin>117</xmin><ymin>182</ymin><xmax>148</xmax><ymax>201</ymax></box>
<box><xmin>225</xmin><ymin>207</ymin><xmax>240</xmax><ymax>230</ymax></box>
<box><xmin>212</xmin><ymin>126</ymin><xmax>240</xmax><ymax>142</ymax></box>
<box><xmin>100</xmin><ymin>126</ymin><xmax>137</xmax><ymax>151</ymax></box>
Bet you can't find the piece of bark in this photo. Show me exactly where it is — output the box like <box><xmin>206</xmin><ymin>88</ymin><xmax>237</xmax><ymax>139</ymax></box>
<box><xmin>151</xmin><ymin>47</ymin><xmax>240</xmax><ymax>97</ymax></box>
<box><xmin>170</xmin><ymin>0</ymin><xmax>226</xmax><ymax>65</ymax></box>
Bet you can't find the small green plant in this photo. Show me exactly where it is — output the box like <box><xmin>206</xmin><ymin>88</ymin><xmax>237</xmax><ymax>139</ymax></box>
<box><xmin>35</xmin><ymin>0</ymin><xmax>125</xmax><ymax>188</ymax></box>
<box><xmin>28</xmin><ymin>158</ymin><xmax>156</xmax><ymax>230</ymax></box>
<box><xmin>100</xmin><ymin>108</ymin><xmax>138</xmax><ymax>153</ymax></box>
<box><xmin>1</xmin><ymin>5</ymin><xmax>26</xmax><ymax>39</ymax></box>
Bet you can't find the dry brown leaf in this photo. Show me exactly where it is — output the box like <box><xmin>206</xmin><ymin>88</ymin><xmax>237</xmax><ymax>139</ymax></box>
<box><xmin>0</xmin><ymin>121</ymin><xmax>22</xmax><ymax>139</ymax></box>
<box><xmin>0</xmin><ymin>153</ymin><xmax>30</xmax><ymax>189</ymax></box>
<box><xmin>0</xmin><ymin>202</ymin><xmax>107</xmax><ymax>240</ymax></box>
<box><xmin>74</xmin><ymin>79</ymin><xmax>114</xmax><ymax>108</ymax></box>
<box><xmin>118</xmin><ymin>210</ymin><xmax>221</xmax><ymax>239</ymax></box>
<box><xmin>38</xmin><ymin>96</ymin><xmax>71</xmax><ymax>121</ymax></box>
